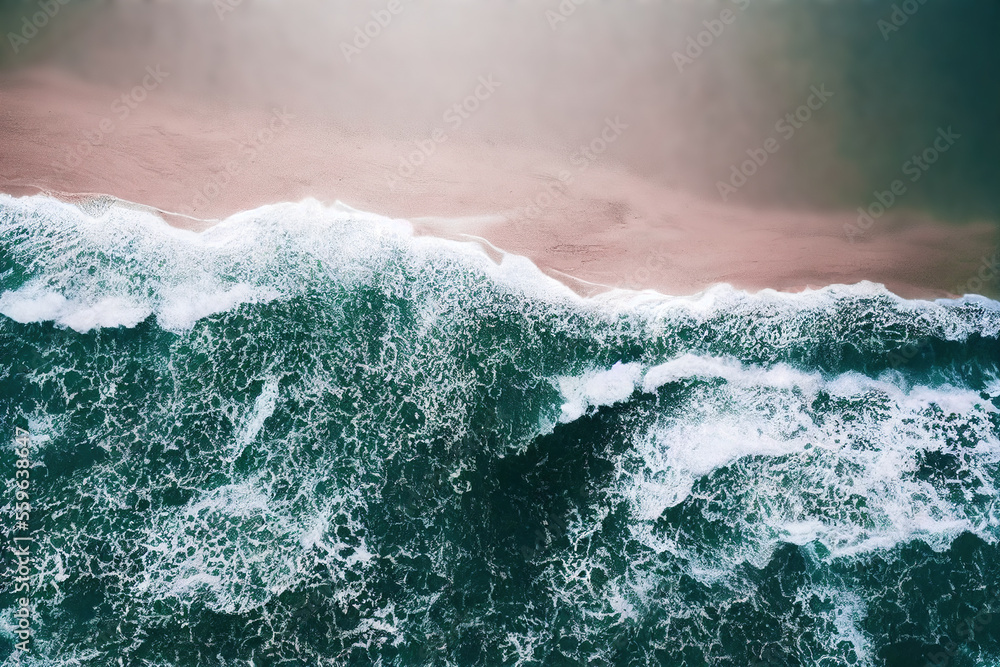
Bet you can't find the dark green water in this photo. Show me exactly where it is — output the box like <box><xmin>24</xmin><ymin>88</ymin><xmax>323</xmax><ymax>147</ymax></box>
<box><xmin>1</xmin><ymin>195</ymin><xmax>999</xmax><ymax>666</ymax></box>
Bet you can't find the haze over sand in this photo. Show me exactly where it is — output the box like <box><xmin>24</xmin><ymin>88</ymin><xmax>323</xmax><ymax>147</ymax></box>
<box><xmin>1</xmin><ymin>0</ymin><xmax>997</xmax><ymax>297</ymax></box>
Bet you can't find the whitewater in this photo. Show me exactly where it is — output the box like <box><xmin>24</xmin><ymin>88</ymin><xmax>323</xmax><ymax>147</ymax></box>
<box><xmin>1</xmin><ymin>194</ymin><xmax>998</xmax><ymax>666</ymax></box>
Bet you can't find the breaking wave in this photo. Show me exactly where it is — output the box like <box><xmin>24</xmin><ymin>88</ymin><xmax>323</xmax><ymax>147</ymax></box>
<box><xmin>1</xmin><ymin>194</ymin><xmax>999</xmax><ymax>666</ymax></box>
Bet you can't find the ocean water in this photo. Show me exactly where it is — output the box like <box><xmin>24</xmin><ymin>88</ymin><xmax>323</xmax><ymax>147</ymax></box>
<box><xmin>0</xmin><ymin>194</ymin><xmax>999</xmax><ymax>667</ymax></box>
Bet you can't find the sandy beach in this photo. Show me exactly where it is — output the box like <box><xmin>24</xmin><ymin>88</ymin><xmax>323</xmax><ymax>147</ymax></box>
<box><xmin>1</xmin><ymin>65</ymin><xmax>993</xmax><ymax>299</ymax></box>
<box><xmin>1</xmin><ymin>0</ymin><xmax>996</xmax><ymax>299</ymax></box>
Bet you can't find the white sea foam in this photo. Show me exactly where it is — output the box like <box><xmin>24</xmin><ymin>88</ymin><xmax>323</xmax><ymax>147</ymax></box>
<box><xmin>3</xmin><ymin>193</ymin><xmax>1000</xmax><ymax>345</ymax></box>
<box><xmin>0</xmin><ymin>193</ymin><xmax>584</xmax><ymax>333</ymax></box>
<box><xmin>233</xmin><ymin>377</ymin><xmax>280</xmax><ymax>455</ymax></box>
<box><xmin>528</xmin><ymin>353</ymin><xmax>1000</xmax><ymax>662</ymax></box>
<box><xmin>614</xmin><ymin>354</ymin><xmax>1000</xmax><ymax>570</ymax></box>
<box><xmin>557</xmin><ymin>361</ymin><xmax>644</xmax><ymax>422</ymax></box>
<box><xmin>0</xmin><ymin>289</ymin><xmax>152</xmax><ymax>332</ymax></box>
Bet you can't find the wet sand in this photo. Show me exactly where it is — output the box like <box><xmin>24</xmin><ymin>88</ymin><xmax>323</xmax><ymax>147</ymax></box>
<box><xmin>1</xmin><ymin>65</ymin><xmax>994</xmax><ymax>299</ymax></box>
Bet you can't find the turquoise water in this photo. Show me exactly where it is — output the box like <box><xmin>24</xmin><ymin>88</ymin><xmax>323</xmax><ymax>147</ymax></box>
<box><xmin>1</xmin><ymin>195</ymin><xmax>999</xmax><ymax>666</ymax></box>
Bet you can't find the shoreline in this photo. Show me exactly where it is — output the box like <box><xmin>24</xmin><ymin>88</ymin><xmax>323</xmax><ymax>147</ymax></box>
<box><xmin>4</xmin><ymin>185</ymin><xmax>996</xmax><ymax>304</ymax></box>
<box><xmin>1</xmin><ymin>66</ymin><xmax>996</xmax><ymax>301</ymax></box>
